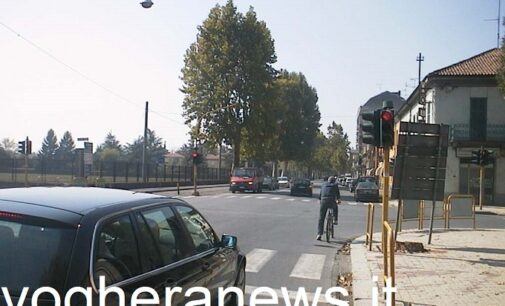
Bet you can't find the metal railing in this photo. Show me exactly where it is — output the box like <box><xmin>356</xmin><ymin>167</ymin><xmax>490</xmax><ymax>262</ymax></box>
<box><xmin>365</xmin><ymin>203</ymin><xmax>375</xmax><ymax>251</ymax></box>
<box><xmin>0</xmin><ymin>158</ymin><xmax>230</xmax><ymax>187</ymax></box>
<box><xmin>450</xmin><ymin>124</ymin><xmax>505</xmax><ymax>142</ymax></box>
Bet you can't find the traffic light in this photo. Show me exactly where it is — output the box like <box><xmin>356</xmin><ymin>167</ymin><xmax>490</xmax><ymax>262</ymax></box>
<box><xmin>361</xmin><ymin>110</ymin><xmax>380</xmax><ymax>146</ymax></box>
<box><xmin>471</xmin><ymin>150</ymin><xmax>481</xmax><ymax>165</ymax></box>
<box><xmin>191</xmin><ymin>148</ymin><xmax>203</xmax><ymax>164</ymax></box>
<box><xmin>481</xmin><ymin>149</ymin><xmax>494</xmax><ymax>166</ymax></box>
<box><xmin>26</xmin><ymin>141</ymin><xmax>32</xmax><ymax>155</ymax></box>
<box><xmin>17</xmin><ymin>141</ymin><xmax>26</xmax><ymax>155</ymax></box>
<box><xmin>379</xmin><ymin>109</ymin><xmax>395</xmax><ymax>147</ymax></box>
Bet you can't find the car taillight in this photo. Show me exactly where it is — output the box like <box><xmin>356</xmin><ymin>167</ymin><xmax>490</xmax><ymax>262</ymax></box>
<box><xmin>0</xmin><ymin>211</ymin><xmax>23</xmax><ymax>220</ymax></box>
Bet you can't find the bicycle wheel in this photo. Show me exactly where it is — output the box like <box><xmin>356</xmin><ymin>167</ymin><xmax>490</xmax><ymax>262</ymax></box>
<box><xmin>325</xmin><ymin>212</ymin><xmax>331</xmax><ymax>242</ymax></box>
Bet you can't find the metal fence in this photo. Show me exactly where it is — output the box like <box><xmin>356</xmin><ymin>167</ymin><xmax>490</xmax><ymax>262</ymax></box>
<box><xmin>0</xmin><ymin>158</ymin><xmax>230</xmax><ymax>187</ymax></box>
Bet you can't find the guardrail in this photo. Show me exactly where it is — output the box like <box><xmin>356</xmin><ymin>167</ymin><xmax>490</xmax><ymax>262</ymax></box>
<box><xmin>365</xmin><ymin>203</ymin><xmax>375</xmax><ymax>251</ymax></box>
<box><xmin>382</xmin><ymin>221</ymin><xmax>396</xmax><ymax>305</ymax></box>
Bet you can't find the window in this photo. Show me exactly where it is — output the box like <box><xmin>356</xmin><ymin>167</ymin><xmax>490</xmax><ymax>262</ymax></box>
<box><xmin>175</xmin><ymin>206</ymin><xmax>217</xmax><ymax>254</ymax></box>
<box><xmin>470</xmin><ymin>98</ymin><xmax>487</xmax><ymax>141</ymax></box>
<box><xmin>94</xmin><ymin>215</ymin><xmax>141</xmax><ymax>286</ymax></box>
<box><xmin>135</xmin><ymin>206</ymin><xmax>185</xmax><ymax>270</ymax></box>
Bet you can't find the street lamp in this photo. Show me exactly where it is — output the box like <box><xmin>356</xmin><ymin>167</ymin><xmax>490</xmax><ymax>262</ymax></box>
<box><xmin>140</xmin><ymin>0</ymin><xmax>153</xmax><ymax>8</ymax></box>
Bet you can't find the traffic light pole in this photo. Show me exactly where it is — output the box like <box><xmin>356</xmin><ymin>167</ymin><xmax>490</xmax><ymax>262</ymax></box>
<box><xmin>382</xmin><ymin>146</ymin><xmax>390</xmax><ymax>252</ymax></box>
<box><xmin>24</xmin><ymin>136</ymin><xmax>28</xmax><ymax>187</ymax></box>
<box><xmin>192</xmin><ymin>163</ymin><xmax>199</xmax><ymax>196</ymax></box>
<box><xmin>479</xmin><ymin>165</ymin><xmax>484</xmax><ymax>210</ymax></box>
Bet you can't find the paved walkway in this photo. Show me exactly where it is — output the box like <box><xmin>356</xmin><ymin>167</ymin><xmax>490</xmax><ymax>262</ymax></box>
<box><xmin>352</xmin><ymin>228</ymin><xmax>505</xmax><ymax>306</ymax></box>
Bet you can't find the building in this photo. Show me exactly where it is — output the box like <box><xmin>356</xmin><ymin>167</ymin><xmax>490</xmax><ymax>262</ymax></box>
<box><xmin>356</xmin><ymin>91</ymin><xmax>406</xmax><ymax>176</ymax></box>
<box><xmin>397</xmin><ymin>48</ymin><xmax>505</xmax><ymax>205</ymax></box>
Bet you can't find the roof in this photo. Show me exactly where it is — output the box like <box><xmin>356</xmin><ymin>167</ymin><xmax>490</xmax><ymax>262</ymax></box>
<box><xmin>360</xmin><ymin>91</ymin><xmax>406</xmax><ymax>113</ymax></box>
<box><xmin>428</xmin><ymin>48</ymin><xmax>500</xmax><ymax>77</ymax></box>
<box><xmin>0</xmin><ymin>187</ymin><xmax>163</xmax><ymax>214</ymax></box>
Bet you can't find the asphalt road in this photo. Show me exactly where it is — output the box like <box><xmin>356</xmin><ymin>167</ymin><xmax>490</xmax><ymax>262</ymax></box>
<box><xmin>156</xmin><ymin>184</ymin><xmax>504</xmax><ymax>305</ymax></box>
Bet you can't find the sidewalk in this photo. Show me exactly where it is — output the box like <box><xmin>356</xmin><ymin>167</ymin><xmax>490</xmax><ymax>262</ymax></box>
<box><xmin>351</xmin><ymin>228</ymin><xmax>505</xmax><ymax>306</ymax></box>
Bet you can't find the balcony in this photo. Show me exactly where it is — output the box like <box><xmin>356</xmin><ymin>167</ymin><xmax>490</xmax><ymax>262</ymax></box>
<box><xmin>450</xmin><ymin>124</ymin><xmax>505</xmax><ymax>146</ymax></box>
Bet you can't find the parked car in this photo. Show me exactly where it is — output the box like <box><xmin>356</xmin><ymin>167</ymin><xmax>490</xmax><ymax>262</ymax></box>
<box><xmin>351</xmin><ymin>176</ymin><xmax>377</xmax><ymax>192</ymax></box>
<box><xmin>230</xmin><ymin>167</ymin><xmax>264</xmax><ymax>193</ymax></box>
<box><xmin>290</xmin><ymin>179</ymin><xmax>313</xmax><ymax>197</ymax></box>
<box><xmin>262</xmin><ymin>176</ymin><xmax>278</xmax><ymax>190</ymax></box>
<box><xmin>354</xmin><ymin>181</ymin><xmax>381</xmax><ymax>202</ymax></box>
<box><xmin>277</xmin><ymin>176</ymin><xmax>290</xmax><ymax>188</ymax></box>
<box><xmin>0</xmin><ymin>187</ymin><xmax>246</xmax><ymax>305</ymax></box>
<box><xmin>349</xmin><ymin>178</ymin><xmax>359</xmax><ymax>192</ymax></box>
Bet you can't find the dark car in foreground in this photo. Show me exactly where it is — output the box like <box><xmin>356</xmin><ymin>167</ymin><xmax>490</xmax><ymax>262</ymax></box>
<box><xmin>0</xmin><ymin>187</ymin><xmax>245</xmax><ymax>306</ymax></box>
<box><xmin>354</xmin><ymin>181</ymin><xmax>380</xmax><ymax>202</ymax></box>
<box><xmin>290</xmin><ymin>179</ymin><xmax>313</xmax><ymax>197</ymax></box>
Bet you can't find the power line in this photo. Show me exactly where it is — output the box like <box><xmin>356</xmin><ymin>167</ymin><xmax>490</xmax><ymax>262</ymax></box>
<box><xmin>0</xmin><ymin>20</ymin><xmax>185</xmax><ymax>126</ymax></box>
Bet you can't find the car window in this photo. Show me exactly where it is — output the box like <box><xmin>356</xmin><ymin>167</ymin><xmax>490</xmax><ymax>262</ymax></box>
<box><xmin>175</xmin><ymin>206</ymin><xmax>217</xmax><ymax>254</ymax></box>
<box><xmin>357</xmin><ymin>182</ymin><xmax>378</xmax><ymax>189</ymax></box>
<box><xmin>0</xmin><ymin>216</ymin><xmax>76</xmax><ymax>296</ymax></box>
<box><xmin>94</xmin><ymin>214</ymin><xmax>141</xmax><ymax>286</ymax></box>
<box><xmin>135</xmin><ymin>206</ymin><xmax>186</xmax><ymax>270</ymax></box>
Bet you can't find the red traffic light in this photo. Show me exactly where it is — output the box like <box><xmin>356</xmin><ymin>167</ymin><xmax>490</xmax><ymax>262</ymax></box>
<box><xmin>381</xmin><ymin>110</ymin><xmax>394</xmax><ymax>122</ymax></box>
<box><xmin>191</xmin><ymin>152</ymin><xmax>198</xmax><ymax>159</ymax></box>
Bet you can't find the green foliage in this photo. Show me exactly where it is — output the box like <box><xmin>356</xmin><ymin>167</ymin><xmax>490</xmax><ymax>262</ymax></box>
<box><xmin>96</xmin><ymin>132</ymin><xmax>123</xmax><ymax>160</ymax></box>
<box><xmin>125</xmin><ymin>129</ymin><xmax>167</xmax><ymax>164</ymax></box>
<box><xmin>180</xmin><ymin>0</ymin><xmax>277</xmax><ymax>166</ymax></box>
<box><xmin>55</xmin><ymin>131</ymin><xmax>75</xmax><ymax>160</ymax></box>
<box><xmin>274</xmin><ymin>71</ymin><xmax>321</xmax><ymax>163</ymax></box>
<box><xmin>497</xmin><ymin>44</ymin><xmax>505</xmax><ymax>94</ymax></box>
<box><xmin>38</xmin><ymin>129</ymin><xmax>58</xmax><ymax>160</ymax></box>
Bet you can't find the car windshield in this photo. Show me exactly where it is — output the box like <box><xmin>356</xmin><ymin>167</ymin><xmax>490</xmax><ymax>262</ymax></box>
<box><xmin>232</xmin><ymin>169</ymin><xmax>256</xmax><ymax>177</ymax></box>
<box><xmin>278</xmin><ymin>177</ymin><xmax>288</xmax><ymax>181</ymax></box>
<box><xmin>0</xmin><ymin>215</ymin><xmax>76</xmax><ymax>296</ymax></box>
<box><xmin>357</xmin><ymin>182</ymin><xmax>378</xmax><ymax>189</ymax></box>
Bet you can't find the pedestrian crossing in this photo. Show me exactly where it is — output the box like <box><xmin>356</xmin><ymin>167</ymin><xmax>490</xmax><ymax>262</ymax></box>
<box><xmin>245</xmin><ymin>248</ymin><xmax>328</xmax><ymax>281</ymax></box>
<box><xmin>172</xmin><ymin>192</ymin><xmax>372</xmax><ymax>206</ymax></box>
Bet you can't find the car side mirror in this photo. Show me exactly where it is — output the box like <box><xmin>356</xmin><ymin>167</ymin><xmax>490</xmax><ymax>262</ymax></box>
<box><xmin>221</xmin><ymin>234</ymin><xmax>238</xmax><ymax>249</ymax></box>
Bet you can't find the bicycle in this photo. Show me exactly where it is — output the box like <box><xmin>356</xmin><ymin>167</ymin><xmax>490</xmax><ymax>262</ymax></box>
<box><xmin>324</xmin><ymin>200</ymin><xmax>340</xmax><ymax>242</ymax></box>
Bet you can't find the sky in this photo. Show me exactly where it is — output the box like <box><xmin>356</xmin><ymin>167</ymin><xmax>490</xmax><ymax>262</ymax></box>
<box><xmin>0</xmin><ymin>0</ymin><xmax>501</xmax><ymax>152</ymax></box>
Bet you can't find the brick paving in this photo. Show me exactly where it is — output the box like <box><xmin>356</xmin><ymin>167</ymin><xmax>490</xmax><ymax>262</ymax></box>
<box><xmin>352</xmin><ymin>229</ymin><xmax>505</xmax><ymax>306</ymax></box>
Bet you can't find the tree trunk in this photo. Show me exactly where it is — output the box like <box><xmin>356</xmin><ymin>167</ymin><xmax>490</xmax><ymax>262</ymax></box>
<box><xmin>233</xmin><ymin>139</ymin><xmax>241</xmax><ymax>169</ymax></box>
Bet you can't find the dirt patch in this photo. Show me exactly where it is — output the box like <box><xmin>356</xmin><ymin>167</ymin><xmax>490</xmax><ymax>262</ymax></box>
<box><xmin>395</xmin><ymin>241</ymin><xmax>429</xmax><ymax>253</ymax></box>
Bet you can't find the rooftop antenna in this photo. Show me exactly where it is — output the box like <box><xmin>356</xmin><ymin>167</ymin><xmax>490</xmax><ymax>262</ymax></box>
<box><xmin>484</xmin><ymin>0</ymin><xmax>501</xmax><ymax>47</ymax></box>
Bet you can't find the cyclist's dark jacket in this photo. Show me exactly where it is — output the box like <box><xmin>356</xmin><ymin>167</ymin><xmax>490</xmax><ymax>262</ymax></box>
<box><xmin>319</xmin><ymin>182</ymin><xmax>340</xmax><ymax>201</ymax></box>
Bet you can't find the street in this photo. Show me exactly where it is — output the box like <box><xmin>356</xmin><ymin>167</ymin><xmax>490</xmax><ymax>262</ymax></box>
<box><xmin>157</xmin><ymin>185</ymin><xmax>505</xmax><ymax>305</ymax></box>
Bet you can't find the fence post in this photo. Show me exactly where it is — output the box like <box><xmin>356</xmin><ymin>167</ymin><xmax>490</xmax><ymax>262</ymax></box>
<box><xmin>155</xmin><ymin>164</ymin><xmax>159</xmax><ymax>183</ymax></box>
<box><xmin>113</xmin><ymin>161</ymin><xmax>117</xmax><ymax>183</ymax></box>
<box><xmin>125</xmin><ymin>162</ymin><xmax>129</xmax><ymax>183</ymax></box>
<box><xmin>163</xmin><ymin>164</ymin><xmax>166</xmax><ymax>182</ymax></box>
<box><xmin>136</xmin><ymin>162</ymin><xmax>140</xmax><ymax>183</ymax></box>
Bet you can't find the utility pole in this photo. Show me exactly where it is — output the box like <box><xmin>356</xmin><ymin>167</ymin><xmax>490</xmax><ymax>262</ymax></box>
<box><xmin>142</xmin><ymin>101</ymin><xmax>149</xmax><ymax>183</ymax></box>
<box><xmin>416</xmin><ymin>53</ymin><xmax>424</xmax><ymax>86</ymax></box>
<box><xmin>24</xmin><ymin>136</ymin><xmax>29</xmax><ymax>187</ymax></box>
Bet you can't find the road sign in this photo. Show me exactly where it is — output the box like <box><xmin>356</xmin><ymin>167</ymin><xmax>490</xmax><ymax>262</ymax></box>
<box><xmin>391</xmin><ymin>122</ymin><xmax>449</xmax><ymax>201</ymax></box>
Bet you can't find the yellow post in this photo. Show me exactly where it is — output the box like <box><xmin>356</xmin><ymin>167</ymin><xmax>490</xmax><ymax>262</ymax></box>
<box><xmin>479</xmin><ymin>165</ymin><xmax>484</xmax><ymax>210</ymax></box>
<box><xmin>382</xmin><ymin>147</ymin><xmax>390</xmax><ymax>252</ymax></box>
<box><xmin>192</xmin><ymin>163</ymin><xmax>200</xmax><ymax>196</ymax></box>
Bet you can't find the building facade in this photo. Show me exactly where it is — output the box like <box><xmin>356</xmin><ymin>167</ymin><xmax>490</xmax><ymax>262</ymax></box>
<box><xmin>397</xmin><ymin>48</ymin><xmax>505</xmax><ymax>205</ymax></box>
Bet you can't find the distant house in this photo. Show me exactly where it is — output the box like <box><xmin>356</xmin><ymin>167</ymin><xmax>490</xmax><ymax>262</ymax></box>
<box><xmin>397</xmin><ymin>48</ymin><xmax>505</xmax><ymax>205</ymax></box>
<box><xmin>164</xmin><ymin>151</ymin><xmax>185</xmax><ymax>166</ymax></box>
<box><xmin>356</xmin><ymin>91</ymin><xmax>406</xmax><ymax>175</ymax></box>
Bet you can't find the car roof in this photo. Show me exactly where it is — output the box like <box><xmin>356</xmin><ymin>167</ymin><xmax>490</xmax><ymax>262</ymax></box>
<box><xmin>0</xmin><ymin>187</ymin><xmax>164</xmax><ymax>215</ymax></box>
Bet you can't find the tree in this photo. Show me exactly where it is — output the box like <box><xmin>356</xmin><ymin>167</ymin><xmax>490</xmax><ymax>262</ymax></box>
<box><xmin>326</xmin><ymin>122</ymin><xmax>351</xmax><ymax>173</ymax></box>
<box><xmin>181</xmin><ymin>0</ymin><xmax>277</xmax><ymax>167</ymax></box>
<box><xmin>96</xmin><ymin>132</ymin><xmax>123</xmax><ymax>161</ymax></box>
<box><xmin>38</xmin><ymin>129</ymin><xmax>58</xmax><ymax>160</ymax></box>
<box><xmin>1</xmin><ymin>138</ymin><xmax>17</xmax><ymax>155</ymax></box>
<box><xmin>275</xmin><ymin>71</ymin><xmax>321</xmax><ymax>163</ymax></box>
<box><xmin>497</xmin><ymin>40</ymin><xmax>505</xmax><ymax>94</ymax></box>
<box><xmin>125</xmin><ymin>129</ymin><xmax>167</xmax><ymax>164</ymax></box>
<box><xmin>55</xmin><ymin>131</ymin><xmax>75</xmax><ymax>160</ymax></box>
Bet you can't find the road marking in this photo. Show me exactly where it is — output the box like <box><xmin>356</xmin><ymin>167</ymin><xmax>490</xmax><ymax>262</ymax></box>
<box><xmin>271</xmin><ymin>197</ymin><xmax>281</xmax><ymax>200</ymax></box>
<box><xmin>302</xmin><ymin>199</ymin><xmax>311</xmax><ymax>202</ymax></box>
<box><xmin>244</xmin><ymin>286</ymin><xmax>327</xmax><ymax>304</ymax></box>
<box><xmin>287</xmin><ymin>198</ymin><xmax>295</xmax><ymax>201</ymax></box>
<box><xmin>347</xmin><ymin>202</ymin><xmax>358</xmax><ymax>205</ymax></box>
<box><xmin>226</xmin><ymin>195</ymin><xmax>237</xmax><ymax>199</ymax></box>
<box><xmin>245</xmin><ymin>248</ymin><xmax>277</xmax><ymax>273</ymax></box>
<box><xmin>256</xmin><ymin>196</ymin><xmax>266</xmax><ymax>199</ymax></box>
<box><xmin>289</xmin><ymin>253</ymin><xmax>326</xmax><ymax>280</ymax></box>
<box><xmin>183</xmin><ymin>196</ymin><xmax>195</xmax><ymax>199</ymax></box>
<box><xmin>243</xmin><ymin>195</ymin><xmax>252</xmax><ymax>199</ymax></box>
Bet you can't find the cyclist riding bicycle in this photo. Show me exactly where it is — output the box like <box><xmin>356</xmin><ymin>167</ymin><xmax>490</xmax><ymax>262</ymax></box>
<box><xmin>316</xmin><ymin>176</ymin><xmax>341</xmax><ymax>241</ymax></box>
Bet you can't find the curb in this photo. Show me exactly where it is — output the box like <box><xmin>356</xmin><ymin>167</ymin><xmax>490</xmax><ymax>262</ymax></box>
<box><xmin>350</xmin><ymin>235</ymin><xmax>374</xmax><ymax>306</ymax></box>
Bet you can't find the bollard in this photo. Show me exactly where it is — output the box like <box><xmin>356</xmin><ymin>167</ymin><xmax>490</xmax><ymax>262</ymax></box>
<box><xmin>177</xmin><ymin>182</ymin><xmax>180</xmax><ymax>195</ymax></box>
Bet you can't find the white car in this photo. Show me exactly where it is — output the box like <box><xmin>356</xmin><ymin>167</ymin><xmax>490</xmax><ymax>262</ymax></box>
<box><xmin>277</xmin><ymin>176</ymin><xmax>290</xmax><ymax>188</ymax></box>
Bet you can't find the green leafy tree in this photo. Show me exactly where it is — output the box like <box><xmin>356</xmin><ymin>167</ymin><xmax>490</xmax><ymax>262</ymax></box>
<box><xmin>125</xmin><ymin>129</ymin><xmax>167</xmax><ymax>164</ymax></box>
<box><xmin>181</xmin><ymin>0</ymin><xmax>277</xmax><ymax>167</ymax></box>
<box><xmin>55</xmin><ymin>131</ymin><xmax>75</xmax><ymax>160</ymax></box>
<box><xmin>38</xmin><ymin>129</ymin><xmax>58</xmax><ymax>160</ymax></box>
<box><xmin>95</xmin><ymin>132</ymin><xmax>123</xmax><ymax>161</ymax></box>
<box><xmin>276</xmin><ymin>71</ymin><xmax>321</xmax><ymax>163</ymax></box>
